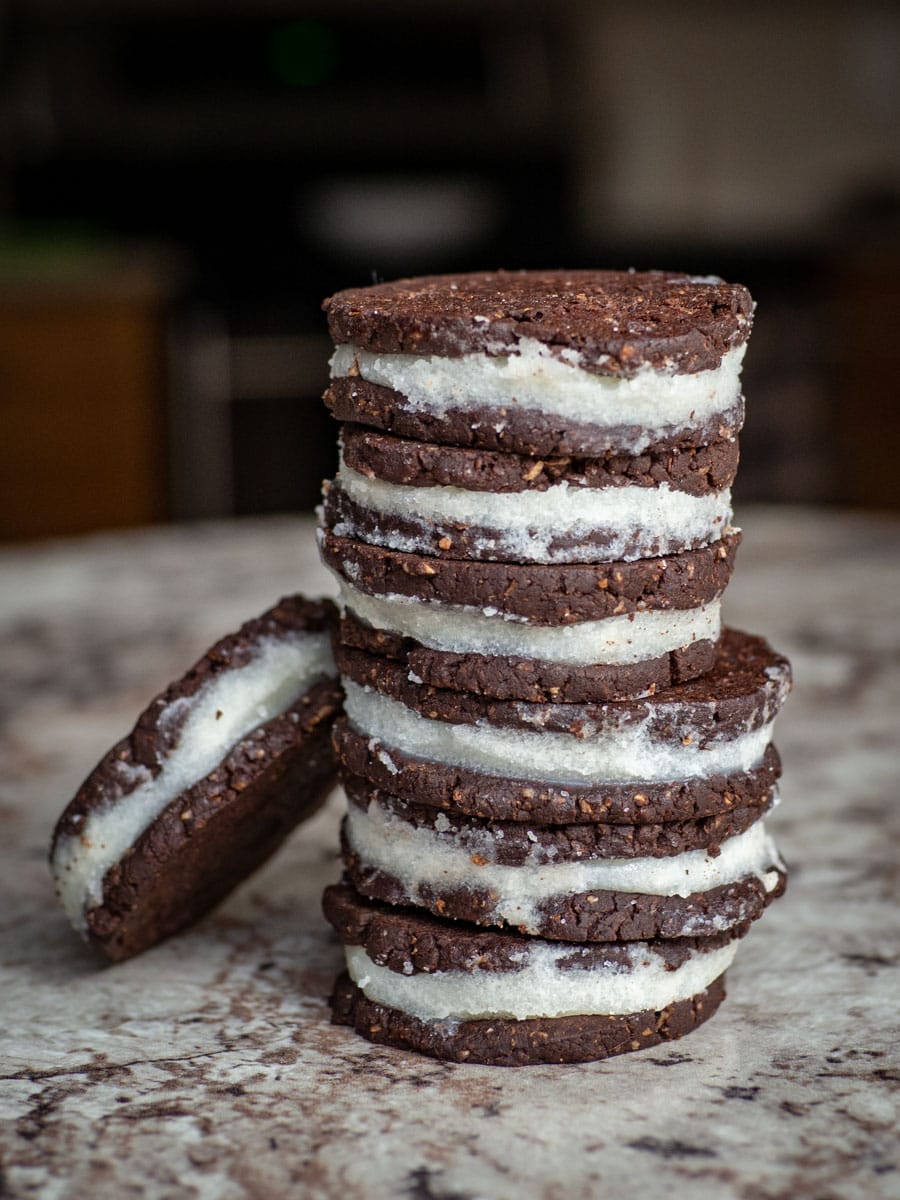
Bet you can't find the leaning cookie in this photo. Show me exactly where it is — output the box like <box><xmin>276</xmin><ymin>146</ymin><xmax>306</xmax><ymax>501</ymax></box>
<box><xmin>50</xmin><ymin>597</ymin><xmax>342</xmax><ymax>961</ymax></box>
<box><xmin>323</xmin><ymin>882</ymin><xmax>735</xmax><ymax>1066</ymax></box>
<box><xmin>323</xmin><ymin>269</ymin><xmax>752</xmax><ymax>458</ymax></box>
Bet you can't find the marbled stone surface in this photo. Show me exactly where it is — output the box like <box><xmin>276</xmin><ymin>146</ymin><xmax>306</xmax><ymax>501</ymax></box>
<box><xmin>1</xmin><ymin>508</ymin><xmax>898</xmax><ymax>1200</ymax></box>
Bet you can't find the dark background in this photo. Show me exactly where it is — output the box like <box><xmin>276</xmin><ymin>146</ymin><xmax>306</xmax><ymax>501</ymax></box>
<box><xmin>2</xmin><ymin>0</ymin><xmax>899</xmax><ymax>540</ymax></box>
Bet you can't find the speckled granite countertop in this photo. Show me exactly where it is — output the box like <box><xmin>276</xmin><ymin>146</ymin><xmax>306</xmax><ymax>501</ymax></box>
<box><xmin>1</xmin><ymin>508</ymin><xmax>898</xmax><ymax>1200</ymax></box>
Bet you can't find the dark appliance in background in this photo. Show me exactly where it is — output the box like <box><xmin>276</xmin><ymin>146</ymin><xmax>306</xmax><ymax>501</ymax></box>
<box><xmin>6</xmin><ymin>0</ymin><xmax>580</xmax><ymax>520</ymax></box>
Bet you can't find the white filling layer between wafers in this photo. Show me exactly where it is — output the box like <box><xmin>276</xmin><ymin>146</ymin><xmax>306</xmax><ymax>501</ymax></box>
<box><xmin>330</xmin><ymin>340</ymin><xmax>745</xmax><ymax>454</ymax></box>
<box><xmin>345</xmin><ymin>802</ymin><xmax>782</xmax><ymax>931</ymax></box>
<box><xmin>336</xmin><ymin>579</ymin><xmax>721</xmax><ymax>667</ymax></box>
<box><xmin>345</xmin><ymin>939</ymin><xmax>738</xmax><ymax>1021</ymax></box>
<box><xmin>343</xmin><ymin>680</ymin><xmax>773</xmax><ymax>785</ymax></box>
<box><xmin>333</xmin><ymin>459</ymin><xmax>732</xmax><ymax>564</ymax></box>
<box><xmin>52</xmin><ymin>631</ymin><xmax>335</xmax><ymax>932</ymax></box>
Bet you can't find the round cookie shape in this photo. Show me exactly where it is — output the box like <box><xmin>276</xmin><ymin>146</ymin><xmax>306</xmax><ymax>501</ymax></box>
<box><xmin>322</xmin><ymin>469</ymin><xmax>733</xmax><ymax>566</ymax></box>
<box><xmin>331</xmin><ymin>715</ymin><xmax>782</xmax><ymax>820</ymax></box>
<box><xmin>324</xmin><ymin>271</ymin><xmax>752</xmax><ymax>458</ymax></box>
<box><xmin>340</xmin><ymin>806</ymin><xmax>787</xmax><ymax>943</ymax></box>
<box><xmin>320</xmin><ymin>529</ymin><xmax>739</xmax><ymax>622</ymax></box>
<box><xmin>323</xmin><ymin>883</ymin><xmax>735</xmax><ymax>1065</ymax></box>
<box><xmin>330</xmin><ymin>972</ymin><xmax>726</xmax><ymax>1066</ymax></box>
<box><xmin>325</xmin><ymin>376</ymin><xmax>745</xmax><ymax>461</ymax></box>
<box><xmin>339</xmin><ymin>422</ymin><xmax>741</xmax><ymax>496</ymax></box>
<box><xmin>335</xmin><ymin>627</ymin><xmax>792</xmax><ymax>742</ymax></box>
<box><xmin>333</xmin><ymin>719</ymin><xmax>782</xmax><ymax>825</ymax></box>
<box><xmin>323</xmin><ymin>270</ymin><xmax>754</xmax><ymax>376</ymax></box>
<box><xmin>50</xmin><ymin>596</ymin><xmax>342</xmax><ymax>961</ymax></box>
<box><xmin>337</xmin><ymin>608</ymin><xmax>719</xmax><ymax>704</ymax></box>
<box><xmin>342</xmin><ymin>774</ymin><xmax>775</xmax><ymax>863</ymax></box>
<box><xmin>323</xmin><ymin>881</ymin><xmax>738</xmax><ymax>974</ymax></box>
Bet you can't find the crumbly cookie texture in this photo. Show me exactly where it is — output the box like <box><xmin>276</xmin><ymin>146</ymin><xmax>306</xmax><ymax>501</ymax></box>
<box><xmin>50</xmin><ymin>597</ymin><xmax>341</xmax><ymax>961</ymax></box>
<box><xmin>329</xmin><ymin>972</ymin><xmax>727</xmax><ymax>1066</ymax></box>
<box><xmin>319</xmin><ymin>529</ymin><xmax>740</xmax><ymax>622</ymax></box>
<box><xmin>333</xmin><ymin>719</ymin><xmax>783</xmax><ymax>826</ymax></box>
<box><xmin>323</xmin><ymin>883</ymin><xmax>735</xmax><ymax>1065</ymax></box>
<box><xmin>324</xmin><ymin>269</ymin><xmax>753</xmax><ymax>375</ymax></box>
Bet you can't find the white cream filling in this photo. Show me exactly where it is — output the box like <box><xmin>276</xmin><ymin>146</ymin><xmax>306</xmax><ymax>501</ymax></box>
<box><xmin>52</xmin><ymin>631</ymin><xmax>335</xmax><ymax>932</ymax></box>
<box><xmin>336</xmin><ymin>578</ymin><xmax>721</xmax><ymax>667</ymax></box>
<box><xmin>343</xmin><ymin>680</ymin><xmax>773</xmax><ymax>785</ymax></box>
<box><xmin>330</xmin><ymin>340</ymin><xmax>745</xmax><ymax>453</ymax></box>
<box><xmin>346</xmin><ymin>803</ymin><xmax>781</xmax><ymax>932</ymax></box>
<box><xmin>333</xmin><ymin>460</ymin><xmax>732</xmax><ymax>564</ymax></box>
<box><xmin>345</xmin><ymin>939</ymin><xmax>738</xmax><ymax>1021</ymax></box>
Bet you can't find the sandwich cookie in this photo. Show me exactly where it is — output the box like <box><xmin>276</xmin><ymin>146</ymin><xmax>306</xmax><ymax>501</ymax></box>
<box><xmin>333</xmin><ymin>716</ymin><xmax>782</xmax><ymax>826</ymax></box>
<box><xmin>50</xmin><ymin>597</ymin><xmax>342</xmax><ymax>961</ymax></box>
<box><xmin>334</xmin><ymin>625</ymin><xmax>790</xmax><ymax>797</ymax></box>
<box><xmin>324</xmin><ymin>429</ymin><xmax>736</xmax><ymax>565</ymax></box>
<box><xmin>339</xmin><ymin>422</ymin><xmax>741</xmax><ymax>496</ymax></box>
<box><xmin>323</xmin><ymin>270</ymin><xmax>753</xmax><ymax>458</ymax></box>
<box><xmin>321</xmin><ymin>530</ymin><xmax>739</xmax><ymax>702</ymax></box>
<box><xmin>340</xmin><ymin>775</ymin><xmax>784</xmax><ymax>941</ymax></box>
<box><xmin>323</xmin><ymin>882</ymin><xmax>736</xmax><ymax>1066</ymax></box>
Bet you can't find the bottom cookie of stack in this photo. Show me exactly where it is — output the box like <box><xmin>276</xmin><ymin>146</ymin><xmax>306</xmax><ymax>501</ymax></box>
<box><xmin>324</xmin><ymin>883</ymin><xmax>735</xmax><ymax>1067</ymax></box>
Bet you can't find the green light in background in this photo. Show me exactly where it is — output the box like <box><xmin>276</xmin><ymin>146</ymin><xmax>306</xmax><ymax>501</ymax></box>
<box><xmin>269</xmin><ymin>20</ymin><xmax>338</xmax><ymax>88</ymax></box>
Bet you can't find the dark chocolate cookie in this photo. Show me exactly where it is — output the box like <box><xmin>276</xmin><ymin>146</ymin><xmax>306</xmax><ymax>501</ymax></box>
<box><xmin>325</xmin><ymin>376</ymin><xmax>745</xmax><ymax>461</ymax></box>
<box><xmin>336</xmin><ymin>627</ymin><xmax>791</xmax><ymax>741</ymax></box>
<box><xmin>342</xmin><ymin>773</ymin><xmax>775</xmax><ymax>862</ymax></box>
<box><xmin>323</xmin><ymin>881</ymin><xmax>737</xmax><ymax>973</ymax></box>
<box><xmin>340</xmin><ymin>824</ymin><xmax>786</xmax><ymax>943</ymax></box>
<box><xmin>323</xmin><ymin>883</ymin><xmax>734</xmax><ymax>1065</ymax></box>
<box><xmin>322</xmin><ymin>476</ymin><xmax>732</xmax><ymax>565</ymax></box>
<box><xmin>336</xmin><ymin>609</ymin><xmax>718</xmax><ymax>703</ymax></box>
<box><xmin>333</xmin><ymin>719</ymin><xmax>783</xmax><ymax>826</ymax></box>
<box><xmin>339</xmin><ymin>423</ymin><xmax>740</xmax><ymax>496</ymax></box>
<box><xmin>320</xmin><ymin>529</ymin><xmax>739</xmax><ymax>623</ymax></box>
<box><xmin>50</xmin><ymin>596</ymin><xmax>342</xmax><ymax>961</ymax></box>
<box><xmin>324</xmin><ymin>270</ymin><xmax>753</xmax><ymax>375</ymax></box>
<box><xmin>330</xmin><ymin>972</ymin><xmax>727</xmax><ymax>1066</ymax></box>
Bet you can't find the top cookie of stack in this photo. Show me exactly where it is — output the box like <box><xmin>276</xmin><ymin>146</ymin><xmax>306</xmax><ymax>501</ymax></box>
<box><xmin>320</xmin><ymin>269</ymin><xmax>751</xmax><ymax>704</ymax></box>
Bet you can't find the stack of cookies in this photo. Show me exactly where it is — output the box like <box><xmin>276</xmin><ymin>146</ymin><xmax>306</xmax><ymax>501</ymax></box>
<box><xmin>317</xmin><ymin>270</ymin><xmax>791</xmax><ymax>1066</ymax></box>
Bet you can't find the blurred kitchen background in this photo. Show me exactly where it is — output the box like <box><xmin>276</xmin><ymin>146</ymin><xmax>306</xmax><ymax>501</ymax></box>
<box><xmin>1</xmin><ymin>0</ymin><xmax>898</xmax><ymax>540</ymax></box>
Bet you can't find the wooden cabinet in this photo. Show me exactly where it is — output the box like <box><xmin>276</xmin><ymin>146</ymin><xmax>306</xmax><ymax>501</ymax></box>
<box><xmin>0</xmin><ymin>252</ymin><xmax>178</xmax><ymax>540</ymax></box>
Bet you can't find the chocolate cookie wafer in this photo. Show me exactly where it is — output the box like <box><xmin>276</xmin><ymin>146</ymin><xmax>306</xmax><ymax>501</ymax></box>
<box><xmin>340</xmin><ymin>422</ymin><xmax>741</xmax><ymax>496</ymax></box>
<box><xmin>50</xmin><ymin>597</ymin><xmax>341</xmax><ymax>961</ymax></box>
<box><xmin>343</xmin><ymin>776</ymin><xmax>775</xmax><ymax>860</ymax></box>
<box><xmin>324</xmin><ymin>882</ymin><xmax>735</xmax><ymax>1066</ymax></box>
